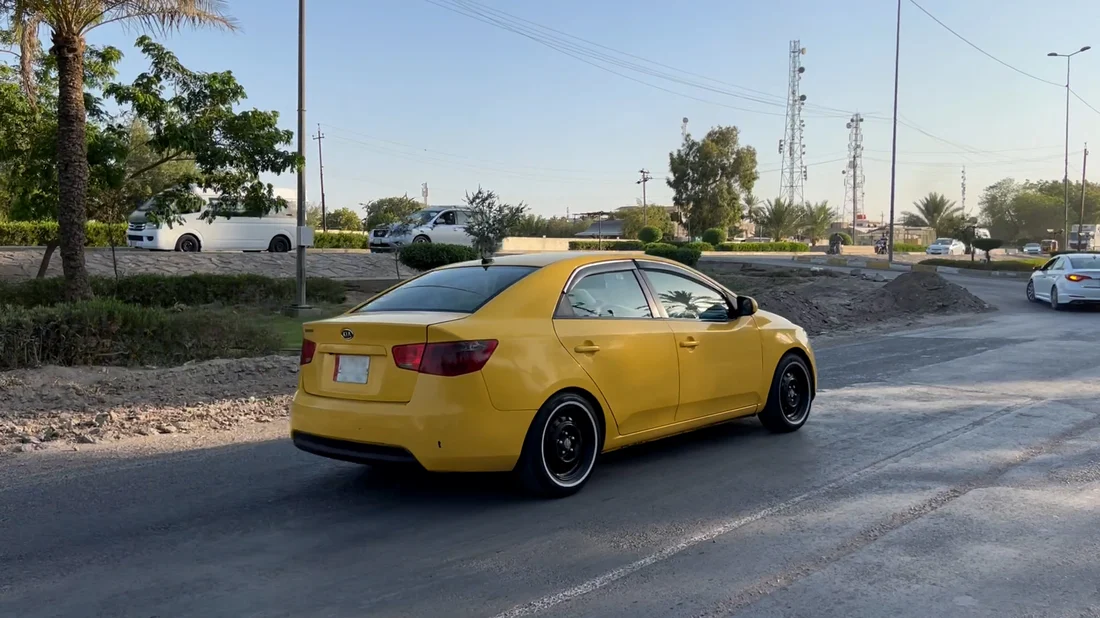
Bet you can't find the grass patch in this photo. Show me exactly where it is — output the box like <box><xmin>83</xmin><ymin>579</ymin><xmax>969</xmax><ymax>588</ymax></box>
<box><xmin>919</xmin><ymin>258</ymin><xmax>1044</xmax><ymax>271</ymax></box>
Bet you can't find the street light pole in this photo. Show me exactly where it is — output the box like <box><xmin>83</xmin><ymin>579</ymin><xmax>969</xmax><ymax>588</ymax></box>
<box><xmin>292</xmin><ymin>0</ymin><xmax>310</xmax><ymax>313</ymax></box>
<box><xmin>1048</xmin><ymin>46</ymin><xmax>1091</xmax><ymax>251</ymax></box>
<box><xmin>887</xmin><ymin>0</ymin><xmax>902</xmax><ymax>264</ymax></box>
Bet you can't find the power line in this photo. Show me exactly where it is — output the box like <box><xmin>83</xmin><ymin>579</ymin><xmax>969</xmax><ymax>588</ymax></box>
<box><xmin>1071</xmin><ymin>88</ymin><xmax>1100</xmax><ymax>116</ymax></box>
<box><xmin>908</xmin><ymin>0</ymin><xmax>1062</xmax><ymax>87</ymax></box>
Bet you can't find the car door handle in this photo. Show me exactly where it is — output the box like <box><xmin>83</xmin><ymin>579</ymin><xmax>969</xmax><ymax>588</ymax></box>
<box><xmin>574</xmin><ymin>345</ymin><xmax>600</xmax><ymax>353</ymax></box>
<box><xmin>679</xmin><ymin>339</ymin><xmax>699</xmax><ymax>349</ymax></box>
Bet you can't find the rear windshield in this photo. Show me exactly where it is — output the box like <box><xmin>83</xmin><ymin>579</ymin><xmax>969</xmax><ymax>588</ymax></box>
<box><xmin>1068</xmin><ymin>256</ymin><xmax>1100</xmax><ymax>269</ymax></box>
<box><xmin>359</xmin><ymin>266</ymin><xmax>537</xmax><ymax>313</ymax></box>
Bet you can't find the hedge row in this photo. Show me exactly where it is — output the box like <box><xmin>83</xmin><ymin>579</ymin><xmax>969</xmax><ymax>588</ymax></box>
<box><xmin>894</xmin><ymin>243</ymin><xmax>926</xmax><ymax>252</ymax></box>
<box><xmin>919</xmin><ymin>258</ymin><xmax>1042</xmax><ymax>272</ymax></box>
<box><xmin>644</xmin><ymin>243</ymin><xmax>701</xmax><ymax>267</ymax></box>
<box><xmin>398</xmin><ymin>243</ymin><xmax>479</xmax><ymax>270</ymax></box>
<box><xmin>568</xmin><ymin>240</ymin><xmax>810</xmax><ymax>253</ymax></box>
<box><xmin>0</xmin><ymin>221</ymin><xmax>126</xmax><ymax>247</ymax></box>
<box><xmin>0</xmin><ymin>274</ymin><xmax>347</xmax><ymax>308</ymax></box>
<box><xmin>0</xmin><ymin>300</ymin><xmax>284</xmax><ymax>370</ymax></box>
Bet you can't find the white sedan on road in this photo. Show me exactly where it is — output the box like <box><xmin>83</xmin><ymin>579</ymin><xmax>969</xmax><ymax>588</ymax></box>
<box><xmin>1027</xmin><ymin>253</ymin><xmax>1100</xmax><ymax>309</ymax></box>
<box><xmin>1022</xmin><ymin>243</ymin><xmax>1043</xmax><ymax>255</ymax></box>
<box><xmin>926</xmin><ymin>238</ymin><xmax>967</xmax><ymax>256</ymax></box>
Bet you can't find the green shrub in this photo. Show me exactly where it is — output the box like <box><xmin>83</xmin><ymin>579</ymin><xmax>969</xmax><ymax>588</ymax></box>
<box><xmin>919</xmin><ymin>258</ymin><xmax>1041</xmax><ymax>272</ymax></box>
<box><xmin>893</xmin><ymin>243</ymin><xmax>926</xmax><ymax>252</ymax></box>
<box><xmin>645</xmin><ymin>244</ymin><xmax>702</xmax><ymax>267</ymax></box>
<box><xmin>682</xmin><ymin>241</ymin><xmax>714</xmax><ymax>252</ymax></box>
<box><xmin>0</xmin><ymin>300</ymin><xmax>284</xmax><ymax>369</ymax></box>
<box><xmin>714</xmin><ymin>241</ymin><xmax>810</xmax><ymax>252</ymax></box>
<box><xmin>637</xmin><ymin>226</ymin><xmax>662</xmax><ymax>244</ymax></box>
<box><xmin>0</xmin><ymin>274</ymin><xmax>347</xmax><ymax>308</ymax></box>
<box><xmin>0</xmin><ymin>221</ymin><xmax>128</xmax><ymax>247</ymax></box>
<box><xmin>314</xmin><ymin>231</ymin><xmax>369</xmax><ymax>249</ymax></box>
<box><xmin>836</xmin><ymin>232</ymin><xmax>853</xmax><ymax>245</ymax></box>
<box><xmin>398</xmin><ymin>243</ymin><xmax>479</xmax><ymax>271</ymax></box>
<box><xmin>568</xmin><ymin>240</ymin><xmax>647</xmax><ymax>251</ymax></box>
<box><xmin>701</xmin><ymin>228</ymin><xmax>727</xmax><ymax>245</ymax></box>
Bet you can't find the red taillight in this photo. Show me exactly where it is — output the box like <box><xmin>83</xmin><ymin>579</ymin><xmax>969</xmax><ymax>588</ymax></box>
<box><xmin>392</xmin><ymin>340</ymin><xmax>498</xmax><ymax>377</ymax></box>
<box><xmin>300</xmin><ymin>339</ymin><xmax>317</xmax><ymax>365</ymax></box>
<box><xmin>1066</xmin><ymin>273</ymin><xmax>1092</xmax><ymax>282</ymax></box>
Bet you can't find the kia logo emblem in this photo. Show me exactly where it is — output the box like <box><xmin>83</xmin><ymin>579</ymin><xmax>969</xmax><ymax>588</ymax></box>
<box><xmin>340</xmin><ymin>329</ymin><xmax>354</xmax><ymax>340</ymax></box>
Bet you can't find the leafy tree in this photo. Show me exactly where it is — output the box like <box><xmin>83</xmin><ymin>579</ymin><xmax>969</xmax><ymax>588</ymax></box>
<box><xmin>668</xmin><ymin>125</ymin><xmax>758</xmax><ymax>237</ymax></box>
<box><xmin>752</xmin><ymin>197</ymin><xmax>803</xmax><ymax>241</ymax></box>
<box><xmin>462</xmin><ymin>187</ymin><xmax>527</xmax><ymax>260</ymax></box>
<box><xmin>2</xmin><ymin>0</ymin><xmax>236</xmax><ymax>300</ymax></box>
<box><xmin>800</xmin><ymin>200</ymin><xmax>835</xmax><ymax>246</ymax></box>
<box><xmin>978</xmin><ymin>178</ymin><xmax>1021</xmax><ymax>240</ymax></box>
<box><xmin>364</xmin><ymin>195</ymin><xmax>421</xmax><ymax>230</ymax></box>
<box><xmin>304</xmin><ymin>203</ymin><xmax>323</xmax><ymax>228</ymax></box>
<box><xmin>905</xmin><ymin>192</ymin><xmax>963</xmax><ymax>236</ymax></box>
<box><xmin>617</xmin><ymin>203</ymin><xmax>672</xmax><ymax>239</ymax></box>
<box><xmin>509</xmin><ymin>213</ymin><xmax>590</xmax><ymax>238</ymax></box>
<box><xmin>324</xmin><ymin>207</ymin><xmax>362</xmax><ymax>231</ymax></box>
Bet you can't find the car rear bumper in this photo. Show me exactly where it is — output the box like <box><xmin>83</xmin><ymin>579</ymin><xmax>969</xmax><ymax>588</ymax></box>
<box><xmin>289</xmin><ymin>382</ymin><xmax>537</xmax><ymax>472</ymax></box>
<box><xmin>1062</xmin><ymin>286</ymin><xmax>1100</xmax><ymax>304</ymax></box>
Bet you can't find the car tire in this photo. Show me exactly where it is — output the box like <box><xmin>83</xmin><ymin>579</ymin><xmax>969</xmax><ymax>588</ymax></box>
<box><xmin>517</xmin><ymin>392</ymin><xmax>601</xmax><ymax>498</ymax></box>
<box><xmin>1050</xmin><ymin>286</ymin><xmax>1063</xmax><ymax>310</ymax></box>
<box><xmin>412</xmin><ymin>235</ymin><xmax>431</xmax><ymax>244</ymax></box>
<box><xmin>758</xmin><ymin>353</ymin><xmax>814</xmax><ymax>434</ymax></box>
<box><xmin>175</xmin><ymin>234</ymin><xmax>200</xmax><ymax>252</ymax></box>
<box><xmin>1026</xmin><ymin>280</ymin><xmax>1037</xmax><ymax>302</ymax></box>
<box><xmin>269</xmin><ymin>235</ymin><xmax>292</xmax><ymax>253</ymax></box>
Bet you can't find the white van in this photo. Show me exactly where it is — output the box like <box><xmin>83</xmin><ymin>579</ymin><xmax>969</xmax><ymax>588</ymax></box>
<box><xmin>126</xmin><ymin>190</ymin><xmax>299</xmax><ymax>253</ymax></box>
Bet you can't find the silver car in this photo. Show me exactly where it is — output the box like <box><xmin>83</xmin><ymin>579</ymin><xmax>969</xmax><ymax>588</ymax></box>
<box><xmin>926</xmin><ymin>238</ymin><xmax>967</xmax><ymax>256</ymax></box>
<box><xmin>1027</xmin><ymin>253</ymin><xmax>1100</xmax><ymax>309</ymax></box>
<box><xmin>368</xmin><ymin>208</ymin><xmax>473</xmax><ymax>252</ymax></box>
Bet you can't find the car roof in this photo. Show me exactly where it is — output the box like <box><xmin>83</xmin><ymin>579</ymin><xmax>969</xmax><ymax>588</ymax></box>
<box><xmin>1059</xmin><ymin>253</ymin><xmax>1100</xmax><ymax>259</ymax></box>
<box><xmin>436</xmin><ymin>251</ymin><xmax>678</xmax><ymax>270</ymax></box>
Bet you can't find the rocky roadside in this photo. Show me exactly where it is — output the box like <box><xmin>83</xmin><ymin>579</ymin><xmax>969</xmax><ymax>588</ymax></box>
<box><xmin>0</xmin><ymin>356</ymin><xmax>298</xmax><ymax>455</ymax></box>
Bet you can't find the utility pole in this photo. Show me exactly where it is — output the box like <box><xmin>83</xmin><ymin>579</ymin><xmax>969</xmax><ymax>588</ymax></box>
<box><xmin>291</xmin><ymin>0</ymin><xmax>309</xmax><ymax>314</ymax></box>
<box><xmin>637</xmin><ymin>169</ymin><xmax>652</xmax><ymax>226</ymax></box>
<box><xmin>421</xmin><ymin>183</ymin><xmax>429</xmax><ymax>207</ymax></box>
<box><xmin>1080</xmin><ymin>143</ymin><xmax>1090</xmax><ymax>248</ymax></box>
<box><xmin>313</xmin><ymin>125</ymin><xmax>327</xmax><ymax>232</ymax></box>
<box><xmin>887</xmin><ymin>0</ymin><xmax>902</xmax><ymax>263</ymax></box>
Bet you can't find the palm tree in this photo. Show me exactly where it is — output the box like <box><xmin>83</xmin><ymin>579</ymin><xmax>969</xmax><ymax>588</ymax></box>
<box><xmin>659</xmin><ymin>289</ymin><xmax>720</xmax><ymax>318</ymax></box>
<box><xmin>907</xmin><ymin>192</ymin><xmax>963</xmax><ymax>236</ymax></box>
<box><xmin>3</xmin><ymin>1</ymin><xmax>236</xmax><ymax>299</ymax></box>
<box><xmin>753</xmin><ymin>197</ymin><xmax>804</xmax><ymax>241</ymax></box>
<box><xmin>800</xmin><ymin>200</ymin><xmax>836</xmax><ymax>246</ymax></box>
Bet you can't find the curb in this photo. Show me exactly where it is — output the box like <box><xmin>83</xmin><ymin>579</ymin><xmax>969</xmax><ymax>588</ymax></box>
<box><xmin>791</xmin><ymin>255</ymin><xmax>1030</xmax><ymax>279</ymax></box>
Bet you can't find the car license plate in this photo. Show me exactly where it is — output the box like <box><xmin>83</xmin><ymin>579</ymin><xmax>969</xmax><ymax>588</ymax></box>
<box><xmin>334</xmin><ymin>355</ymin><xmax>370</xmax><ymax>384</ymax></box>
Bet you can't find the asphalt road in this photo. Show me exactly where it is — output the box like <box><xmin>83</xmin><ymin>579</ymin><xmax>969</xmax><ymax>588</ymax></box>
<box><xmin>3</xmin><ymin>273</ymin><xmax>1100</xmax><ymax>618</ymax></box>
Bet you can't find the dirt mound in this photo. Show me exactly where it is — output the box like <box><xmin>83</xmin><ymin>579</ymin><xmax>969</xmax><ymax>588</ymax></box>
<box><xmin>864</xmin><ymin>271</ymin><xmax>991</xmax><ymax>315</ymax></box>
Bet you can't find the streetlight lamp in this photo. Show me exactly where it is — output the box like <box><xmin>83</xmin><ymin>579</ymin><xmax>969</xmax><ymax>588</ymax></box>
<box><xmin>1048</xmin><ymin>45</ymin><xmax>1091</xmax><ymax>251</ymax></box>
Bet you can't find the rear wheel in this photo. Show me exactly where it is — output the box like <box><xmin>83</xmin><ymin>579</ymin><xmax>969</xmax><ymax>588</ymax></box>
<box><xmin>175</xmin><ymin>234</ymin><xmax>200</xmax><ymax>252</ymax></box>
<box><xmin>1026</xmin><ymin>280</ymin><xmax>1037</xmax><ymax>302</ymax></box>
<box><xmin>1050</xmin><ymin>286</ymin><xmax>1063</xmax><ymax>310</ymax></box>
<box><xmin>758</xmin><ymin>354</ymin><xmax>814</xmax><ymax>434</ymax></box>
<box><xmin>517</xmin><ymin>392</ymin><xmax>600</xmax><ymax>498</ymax></box>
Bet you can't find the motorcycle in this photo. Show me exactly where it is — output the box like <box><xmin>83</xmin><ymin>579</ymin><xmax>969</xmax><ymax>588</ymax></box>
<box><xmin>874</xmin><ymin>239</ymin><xmax>888</xmax><ymax>255</ymax></box>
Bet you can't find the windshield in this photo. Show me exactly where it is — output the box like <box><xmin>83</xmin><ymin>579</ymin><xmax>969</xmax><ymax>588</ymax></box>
<box><xmin>411</xmin><ymin>210</ymin><xmax>442</xmax><ymax>226</ymax></box>
<box><xmin>934</xmin><ymin>238</ymin><xmax>954</xmax><ymax>245</ymax></box>
<box><xmin>1068</xmin><ymin>256</ymin><xmax>1100</xmax><ymax>269</ymax></box>
<box><xmin>359</xmin><ymin>266</ymin><xmax>536</xmax><ymax>313</ymax></box>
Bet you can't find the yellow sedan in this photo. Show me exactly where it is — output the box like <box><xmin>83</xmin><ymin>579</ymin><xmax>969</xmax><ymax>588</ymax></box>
<box><xmin>291</xmin><ymin>252</ymin><xmax>817</xmax><ymax>497</ymax></box>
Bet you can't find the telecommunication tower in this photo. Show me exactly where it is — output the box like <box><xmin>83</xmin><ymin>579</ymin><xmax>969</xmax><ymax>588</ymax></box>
<box><xmin>421</xmin><ymin>182</ymin><xmax>429</xmax><ymax>206</ymax></box>
<box><xmin>842</xmin><ymin>113</ymin><xmax>865</xmax><ymax>234</ymax></box>
<box><xmin>779</xmin><ymin>41</ymin><xmax>808</xmax><ymax>205</ymax></box>
<box><xmin>961</xmin><ymin>167</ymin><xmax>967</xmax><ymax>216</ymax></box>
<box><xmin>681</xmin><ymin>117</ymin><xmax>689</xmax><ymax>141</ymax></box>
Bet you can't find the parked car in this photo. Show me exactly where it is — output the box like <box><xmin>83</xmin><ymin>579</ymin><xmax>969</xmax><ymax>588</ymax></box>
<box><xmin>126</xmin><ymin>190</ymin><xmax>298</xmax><ymax>253</ymax></box>
<box><xmin>1027</xmin><ymin>253</ymin><xmax>1100</xmax><ymax>309</ymax></box>
<box><xmin>925</xmin><ymin>238</ymin><xmax>967</xmax><ymax>256</ymax></box>
<box><xmin>368</xmin><ymin>208</ymin><xmax>472</xmax><ymax>252</ymax></box>
<box><xmin>1022</xmin><ymin>243</ymin><xmax>1043</xmax><ymax>255</ymax></box>
<box><xmin>291</xmin><ymin>252</ymin><xmax>817</xmax><ymax>497</ymax></box>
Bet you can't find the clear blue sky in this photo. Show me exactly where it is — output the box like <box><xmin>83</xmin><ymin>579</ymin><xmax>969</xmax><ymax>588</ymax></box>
<box><xmin>90</xmin><ymin>0</ymin><xmax>1100</xmax><ymax>221</ymax></box>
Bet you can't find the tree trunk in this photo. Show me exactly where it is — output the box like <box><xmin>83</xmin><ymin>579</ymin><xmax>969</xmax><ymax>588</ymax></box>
<box><xmin>51</xmin><ymin>33</ymin><xmax>94</xmax><ymax>301</ymax></box>
<box><xmin>35</xmin><ymin>240</ymin><xmax>59</xmax><ymax>279</ymax></box>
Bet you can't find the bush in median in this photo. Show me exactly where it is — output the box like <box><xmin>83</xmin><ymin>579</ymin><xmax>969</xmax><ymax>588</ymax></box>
<box><xmin>568</xmin><ymin>240</ymin><xmax>647</xmax><ymax>251</ymax></box>
<box><xmin>701</xmin><ymin>228</ymin><xmax>727</xmax><ymax>245</ymax></box>
<box><xmin>715</xmin><ymin>241</ymin><xmax>810</xmax><ymax>252</ymax></box>
<box><xmin>681</xmin><ymin>240</ymin><xmax>714</xmax><ymax>252</ymax></box>
<box><xmin>398</xmin><ymin>243</ymin><xmax>479</xmax><ymax>271</ymax></box>
<box><xmin>919</xmin><ymin>258</ymin><xmax>1041</xmax><ymax>272</ymax></box>
<box><xmin>0</xmin><ymin>221</ymin><xmax>127</xmax><ymax>247</ymax></box>
<box><xmin>645</xmin><ymin>244</ymin><xmax>701</xmax><ymax>267</ymax></box>
<box><xmin>0</xmin><ymin>274</ymin><xmax>347</xmax><ymax>308</ymax></box>
<box><xmin>637</xmin><ymin>226</ymin><xmax>662</xmax><ymax>244</ymax></box>
<box><xmin>893</xmin><ymin>243</ymin><xmax>926</xmax><ymax>253</ymax></box>
<box><xmin>313</xmin><ymin>231</ymin><xmax>370</xmax><ymax>249</ymax></box>
<box><xmin>0</xmin><ymin>300</ymin><xmax>284</xmax><ymax>369</ymax></box>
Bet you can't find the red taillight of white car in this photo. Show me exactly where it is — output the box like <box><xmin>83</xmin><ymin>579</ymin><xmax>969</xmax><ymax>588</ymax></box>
<box><xmin>1066</xmin><ymin>274</ymin><xmax>1092</xmax><ymax>282</ymax></box>
<box><xmin>392</xmin><ymin>340</ymin><xmax>499</xmax><ymax>377</ymax></box>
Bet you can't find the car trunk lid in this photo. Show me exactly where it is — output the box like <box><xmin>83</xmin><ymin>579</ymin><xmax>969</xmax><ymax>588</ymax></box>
<box><xmin>301</xmin><ymin>311</ymin><xmax>467</xmax><ymax>403</ymax></box>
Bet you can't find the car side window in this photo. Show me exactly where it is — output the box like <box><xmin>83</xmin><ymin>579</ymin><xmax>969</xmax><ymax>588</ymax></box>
<box><xmin>1040</xmin><ymin>257</ymin><xmax>1059</xmax><ymax>271</ymax></box>
<box><xmin>454</xmin><ymin>211</ymin><xmax>469</xmax><ymax>225</ymax></box>
<box><xmin>555</xmin><ymin>270</ymin><xmax>652</xmax><ymax>319</ymax></box>
<box><xmin>437</xmin><ymin>211</ymin><xmax>456</xmax><ymax>226</ymax></box>
<box><xmin>642</xmin><ymin>269</ymin><xmax>729</xmax><ymax>321</ymax></box>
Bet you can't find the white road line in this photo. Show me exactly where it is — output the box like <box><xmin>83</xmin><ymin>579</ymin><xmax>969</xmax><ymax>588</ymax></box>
<box><xmin>488</xmin><ymin>399</ymin><xmax>1026</xmax><ymax>618</ymax></box>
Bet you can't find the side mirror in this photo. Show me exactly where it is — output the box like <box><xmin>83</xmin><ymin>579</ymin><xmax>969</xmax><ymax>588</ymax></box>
<box><xmin>736</xmin><ymin>296</ymin><xmax>758</xmax><ymax>317</ymax></box>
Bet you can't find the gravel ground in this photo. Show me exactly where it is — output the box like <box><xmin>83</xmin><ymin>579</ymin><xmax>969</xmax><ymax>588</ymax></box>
<box><xmin>0</xmin><ymin>268</ymin><xmax>991</xmax><ymax>455</ymax></box>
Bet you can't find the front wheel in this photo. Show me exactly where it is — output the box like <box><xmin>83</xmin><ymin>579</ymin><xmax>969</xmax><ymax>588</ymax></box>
<box><xmin>517</xmin><ymin>392</ymin><xmax>601</xmax><ymax>498</ymax></box>
<box><xmin>1026</xmin><ymin>280</ymin><xmax>1037</xmax><ymax>302</ymax></box>
<box><xmin>412</xmin><ymin>235</ymin><xmax>431</xmax><ymax>244</ymax></box>
<box><xmin>758</xmin><ymin>353</ymin><xmax>814</xmax><ymax>434</ymax></box>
